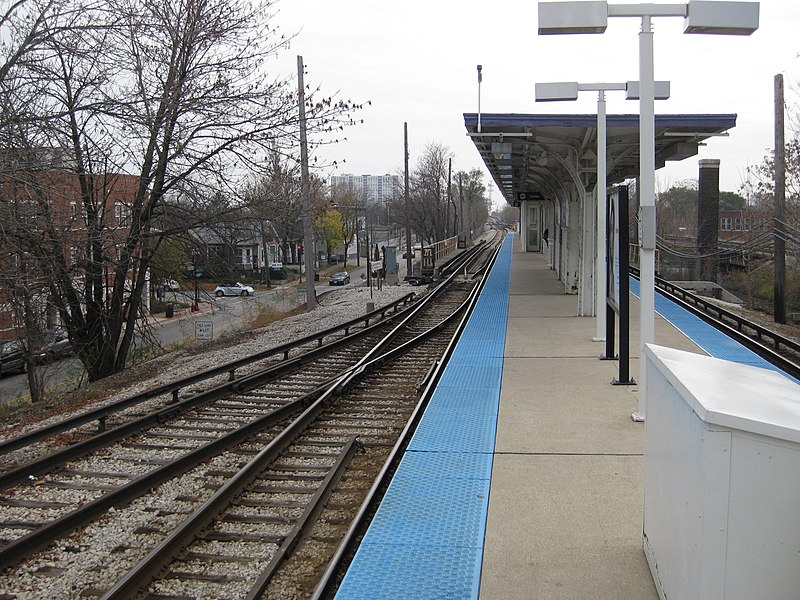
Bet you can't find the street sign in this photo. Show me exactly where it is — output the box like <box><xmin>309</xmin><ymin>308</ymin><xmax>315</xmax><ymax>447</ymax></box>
<box><xmin>195</xmin><ymin>320</ymin><xmax>213</xmax><ymax>341</ymax></box>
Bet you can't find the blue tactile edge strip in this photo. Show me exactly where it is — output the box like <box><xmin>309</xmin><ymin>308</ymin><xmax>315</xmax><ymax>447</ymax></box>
<box><xmin>335</xmin><ymin>236</ymin><xmax>513</xmax><ymax>600</ymax></box>
<box><xmin>630</xmin><ymin>277</ymin><xmax>799</xmax><ymax>384</ymax></box>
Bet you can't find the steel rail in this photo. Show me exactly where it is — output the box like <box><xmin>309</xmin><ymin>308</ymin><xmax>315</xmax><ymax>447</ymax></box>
<box><xmin>0</xmin><ymin>328</ymin><xmax>368</xmax><ymax>489</ymax></box>
<box><xmin>244</xmin><ymin>437</ymin><xmax>360</xmax><ymax>599</ymax></box>
<box><xmin>437</xmin><ymin>239</ymin><xmax>487</xmax><ymax>277</ymax></box>
<box><xmin>0</xmin><ymin>379</ymin><xmax>330</xmax><ymax>571</ymax></box>
<box><xmin>231</xmin><ymin>259</ymin><xmax>474</xmax><ymax>395</ymax></box>
<box><xmin>0</xmin><ymin>244</ymin><xmax>493</xmax><ymax>587</ymax></box>
<box><xmin>654</xmin><ymin>276</ymin><xmax>800</xmax><ymax>356</ymax></box>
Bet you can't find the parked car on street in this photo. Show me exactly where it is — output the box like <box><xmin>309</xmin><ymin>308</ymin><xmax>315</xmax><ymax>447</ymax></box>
<box><xmin>34</xmin><ymin>330</ymin><xmax>74</xmax><ymax>363</ymax></box>
<box><xmin>0</xmin><ymin>340</ymin><xmax>26</xmax><ymax>376</ymax></box>
<box><xmin>329</xmin><ymin>271</ymin><xmax>350</xmax><ymax>286</ymax></box>
<box><xmin>163</xmin><ymin>279</ymin><xmax>180</xmax><ymax>291</ymax></box>
<box><xmin>214</xmin><ymin>282</ymin><xmax>255</xmax><ymax>297</ymax></box>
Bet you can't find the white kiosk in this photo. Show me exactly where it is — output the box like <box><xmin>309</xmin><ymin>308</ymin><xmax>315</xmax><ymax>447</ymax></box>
<box><xmin>643</xmin><ymin>344</ymin><xmax>800</xmax><ymax>600</ymax></box>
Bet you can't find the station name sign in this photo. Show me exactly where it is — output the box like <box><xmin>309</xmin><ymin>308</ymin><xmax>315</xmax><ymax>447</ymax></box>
<box><xmin>513</xmin><ymin>191</ymin><xmax>544</xmax><ymax>207</ymax></box>
<box><xmin>516</xmin><ymin>191</ymin><xmax>544</xmax><ymax>202</ymax></box>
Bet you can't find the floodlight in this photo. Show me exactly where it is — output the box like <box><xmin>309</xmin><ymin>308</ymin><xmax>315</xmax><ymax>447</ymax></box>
<box><xmin>538</xmin><ymin>1</ymin><xmax>608</xmax><ymax>34</ymax></box>
<box><xmin>535</xmin><ymin>82</ymin><xmax>580</xmax><ymax>101</ymax></box>
<box><xmin>626</xmin><ymin>81</ymin><xmax>671</xmax><ymax>100</ymax></box>
<box><xmin>685</xmin><ymin>1</ymin><xmax>759</xmax><ymax>34</ymax></box>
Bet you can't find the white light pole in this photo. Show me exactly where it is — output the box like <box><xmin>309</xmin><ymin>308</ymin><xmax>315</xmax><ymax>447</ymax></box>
<box><xmin>538</xmin><ymin>0</ymin><xmax>759</xmax><ymax>420</ymax></box>
<box><xmin>536</xmin><ymin>80</ymin><xmax>669</xmax><ymax>345</ymax></box>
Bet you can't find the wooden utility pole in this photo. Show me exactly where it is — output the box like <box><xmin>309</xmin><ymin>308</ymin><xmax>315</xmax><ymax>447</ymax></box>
<box><xmin>404</xmin><ymin>123</ymin><xmax>412</xmax><ymax>277</ymax></box>
<box><xmin>458</xmin><ymin>172</ymin><xmax>464</xmax><ymax>236</ymax></box>
<box><xmin>446</xmin><ymin>158</ymin><xmax>452</xmax><ymax>237</ymax></box>
<box><xmin>774</xmin><ymin>73</ymin><xmax>786</xmax><ymax>324</ymax></box>
<box><xmin>298</xmin><ymin>55</ymin><xmax>316</xmax><ymax>310</ymax></box>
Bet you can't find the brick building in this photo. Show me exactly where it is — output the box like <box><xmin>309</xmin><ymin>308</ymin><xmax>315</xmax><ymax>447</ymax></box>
<box><xmin>0</xmin><ymin>170</ymin><xmax>140</xmax><ymax>340</ymax></box>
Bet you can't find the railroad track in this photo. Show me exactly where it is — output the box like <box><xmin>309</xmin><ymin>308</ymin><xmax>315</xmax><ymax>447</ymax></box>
<box><xmin>0</xmin><ymin>293</ymin><xmax>418</xmax><ymax>469</ymax></box>
<box><xmin>0</xmin><ymin>237</ymin><xmax>503</xmax><ymax>598</ymax></box>
<box><xmin>630</xmin><ymin>266</ymin><xmax>800</xmax><ymax>379</ymax></box>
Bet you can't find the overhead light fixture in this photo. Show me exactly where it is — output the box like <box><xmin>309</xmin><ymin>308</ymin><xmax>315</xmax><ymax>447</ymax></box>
<box><xmin>626</xmin><ymin>80</ymin><xmax>670</xmax><ymax>100</ymax></box>
<box><xmin>684</xmin><ymin>0</ymin><xmax>759</xmax><ymax>34</ymax></box>
<box><xmin>492</xmin><ymin>142</ymin><xmax>513</xmax><ymax>159</ymax></box>
<box><xmin>538</xmin><ymin>1</ymin><xmax>608</xmax><ymax>34</ymax></box>
<box><xmin>535</xmin><ymin>81</ymin><xmax>580</xmax><ymax>101</ymax></box>
<box><xmin>535</xmin><ymin>150</ymin><xmax>550</xmax><ymax>167</ymax></box>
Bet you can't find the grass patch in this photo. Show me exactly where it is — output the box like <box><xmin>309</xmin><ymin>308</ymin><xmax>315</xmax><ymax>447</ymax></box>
<box><xmin>0</xmin><ymin>396</ymin><xmax>32</xmax><ymax>417</ymax></box>
<box><xmin>249</xmin><ymin>304</ymin><xmax>284</xmax><ymax>329</ymax></box>
<box><xmin>722</xmin><ymin>261</ymin><xmax>800</xmax><ymax>322</ymax></box>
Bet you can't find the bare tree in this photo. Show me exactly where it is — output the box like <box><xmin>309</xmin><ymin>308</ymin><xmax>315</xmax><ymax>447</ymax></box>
<box><xmin>408</xmin><ymin>143</ymin><xmax>453</xmax><ymax>245</ymax></box>
<box><xmin>0</xmin><ymin>0</ymin><xmax>363</xmax><ymax>381</ymax></box>
<box><xmin>455</xmin><ymin>168</ymin><xmax>489</xmax><ymax>239</ymax></box>
<box><xmin>743</xmin><ymin>137</ymin><xmax>800</xmax><ymax>220</ymax></box>
<box><xmin>656</xmin><ymin>181</ymin><xmax>699</xmax><ymax>239</ymax></box>
<box><xmin>245</xmin><ymin>151</ymin><xmax>304</xmax><ymax>269</ymax></box>
<box><xmin>0</xmin><ymin>250</ymin><xmax>49</xmax><ymax>402</ymax></box>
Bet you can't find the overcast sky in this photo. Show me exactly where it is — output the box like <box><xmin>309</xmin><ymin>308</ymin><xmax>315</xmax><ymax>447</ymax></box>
<box><xmin>274</xmin><ymin>0</ymin><xmax>798</xmax><ymax>207</ymax></box>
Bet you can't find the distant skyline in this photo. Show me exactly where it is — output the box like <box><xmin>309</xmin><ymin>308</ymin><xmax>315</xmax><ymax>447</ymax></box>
<box><xmin>273</xmin><ymin>1</ymin><xmax>798</xmax><ymax>207</ymax></box>
<box><xmin>329</xmin><ymin>173</ymin><xmax>401</xmax><ymax>203</ymax></box>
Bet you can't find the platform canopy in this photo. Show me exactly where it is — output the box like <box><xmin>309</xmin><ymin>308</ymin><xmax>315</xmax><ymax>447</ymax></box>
<box><xmin>464</xmin><ymin>113</ymin><xmax>737</xmax><ymax>205</ymax></box>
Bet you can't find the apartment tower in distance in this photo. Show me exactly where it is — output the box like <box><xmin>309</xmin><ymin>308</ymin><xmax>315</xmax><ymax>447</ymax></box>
<box><xmin>329</xmin><ymin>173</ymin><xmax>401</xmax><ymax>203</ymax></box>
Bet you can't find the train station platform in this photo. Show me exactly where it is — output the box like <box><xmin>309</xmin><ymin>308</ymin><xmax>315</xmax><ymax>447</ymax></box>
<box><xmin>333</xmin><ymin>233</ymin><xmax>744</xmax><ymax>599</ymax></box>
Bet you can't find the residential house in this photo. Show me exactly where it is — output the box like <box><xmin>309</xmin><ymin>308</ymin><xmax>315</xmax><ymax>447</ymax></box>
<box><xmin>190</xmin><ymin>217</ymin><xmax>282</xmax><ymax>281</ymax></box>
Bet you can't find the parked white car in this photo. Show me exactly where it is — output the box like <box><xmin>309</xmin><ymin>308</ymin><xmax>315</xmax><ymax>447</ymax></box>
<box><xmin>214</xmin><ymin>282</ymin><xmax>254</xmax><ymax>297</ymax></box>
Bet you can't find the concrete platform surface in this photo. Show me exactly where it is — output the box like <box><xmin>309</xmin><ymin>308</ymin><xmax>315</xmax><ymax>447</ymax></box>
<box><xmin>479</xmin><ymin>238</ymin><xmax>705</xmax><ymax>599</ymax></box>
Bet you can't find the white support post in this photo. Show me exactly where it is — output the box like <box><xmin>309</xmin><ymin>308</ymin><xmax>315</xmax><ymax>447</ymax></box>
<box><xmin>594</xmin><ymin>91</ymin><xmax>608</xmax><ymax>342</ymax></box>
<box><xmin>634</xmin><ymin>15</ymin><xmax>655</xmax><ymax>422</ymax></box>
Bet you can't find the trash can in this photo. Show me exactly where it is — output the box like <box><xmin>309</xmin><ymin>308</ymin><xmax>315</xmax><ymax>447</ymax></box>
<box><xmin>165</xmin><ymin>303</ymin><xmax>174</xmax><ymax>318</ymax></box>
<box><xmin>314</xmin><ymin>273</ymin><xmax>320</xmax><ymax>281</ymax></box>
